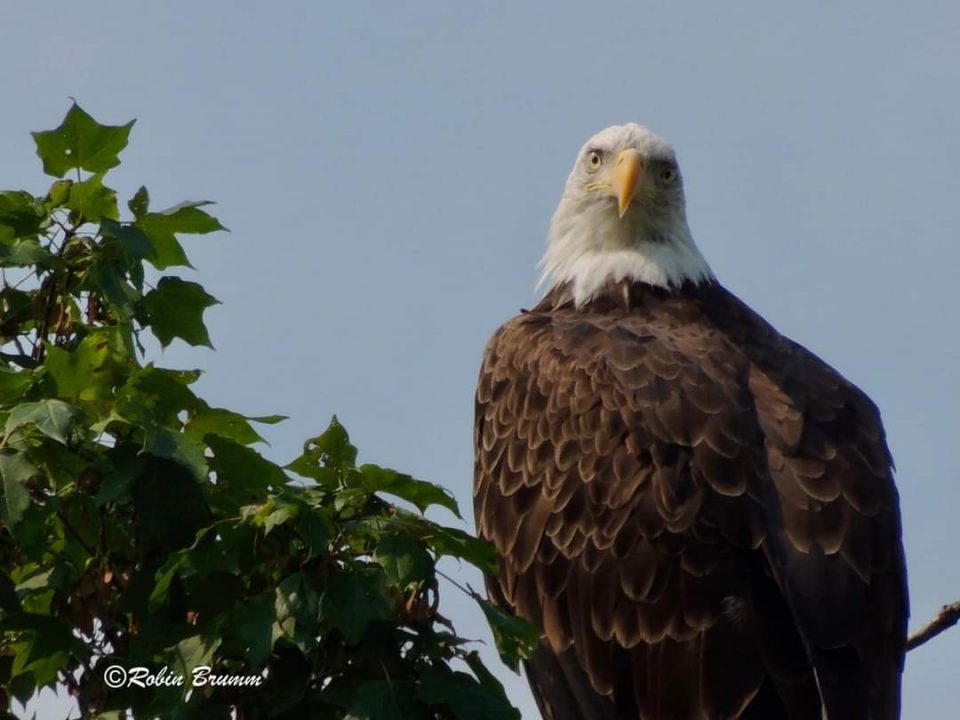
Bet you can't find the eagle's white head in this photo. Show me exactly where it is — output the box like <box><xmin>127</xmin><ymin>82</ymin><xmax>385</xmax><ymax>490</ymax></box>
<box><xmin>540</xmin><ymin>124</ymin><xmax>714</xmax><ymax>305</ymax></box>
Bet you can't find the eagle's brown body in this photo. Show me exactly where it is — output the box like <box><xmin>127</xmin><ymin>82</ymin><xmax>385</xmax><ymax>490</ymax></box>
<box><xmin>474</xmin><ymin>279</ymin><xmax>907</xmax><ymax>719</ymax></box>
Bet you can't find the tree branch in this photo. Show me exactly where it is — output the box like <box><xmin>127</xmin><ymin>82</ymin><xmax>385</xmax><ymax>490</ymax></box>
<box><xmin>906</xmin><ymin>601</ymin><xmax>960</xmax><ymax>652</ymax></box>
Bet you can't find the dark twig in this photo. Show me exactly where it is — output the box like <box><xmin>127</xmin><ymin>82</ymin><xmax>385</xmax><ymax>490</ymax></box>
<box><xmin>56</xmin><ymin>509</ymin><xmax>97</xmax><ymax>557</ymax></box>
<box><xmin>907</xmin><ymin>601</ymin><xmax>960</xmax><ymax>652</ymax></box>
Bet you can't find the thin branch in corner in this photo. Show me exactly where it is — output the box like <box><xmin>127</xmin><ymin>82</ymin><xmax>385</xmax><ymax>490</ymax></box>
<box><xmin>906</xmin><ymin>600</ymin><xmax>960</xmax><ymax>652</ymax></box>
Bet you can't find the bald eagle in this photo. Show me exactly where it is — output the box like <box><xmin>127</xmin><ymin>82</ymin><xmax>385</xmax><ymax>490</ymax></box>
<box><xmin>474</xmin><ymin>124</ymin><xmax>907</xmax><ymax>720</ymax></box>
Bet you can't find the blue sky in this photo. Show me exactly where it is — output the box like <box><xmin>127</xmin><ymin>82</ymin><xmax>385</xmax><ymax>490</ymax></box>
<box><xmin>2</xmin><ymin>2</ymin><xmax>959</xmax><ymax>718</ymax></box>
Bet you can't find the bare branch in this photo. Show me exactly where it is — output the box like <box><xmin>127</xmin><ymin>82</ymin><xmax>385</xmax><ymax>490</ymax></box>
<box><xmin>907</xmin><ymin>601</ymin><xmax>960</xmax><ymax>652</ymax></box>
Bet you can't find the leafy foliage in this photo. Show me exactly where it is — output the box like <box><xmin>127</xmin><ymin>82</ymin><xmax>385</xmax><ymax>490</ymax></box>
<box><xmin>0</xmin><ymin>104</ymin><xmax>535</xmax><ymax>719</ymax></box>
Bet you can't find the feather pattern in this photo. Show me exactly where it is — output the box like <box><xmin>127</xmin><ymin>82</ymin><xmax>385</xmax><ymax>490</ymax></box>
<box><xmin>474</xmin><ymin>279</ymin><xmax>907</xmax><ymax>720</ymax></box>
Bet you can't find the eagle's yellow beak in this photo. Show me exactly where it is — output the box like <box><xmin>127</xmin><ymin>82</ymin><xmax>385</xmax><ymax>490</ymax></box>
<box><xmin>611</xmin><ymin>148</ymin><xmax>641</xmax><ymax>218</ymax></box>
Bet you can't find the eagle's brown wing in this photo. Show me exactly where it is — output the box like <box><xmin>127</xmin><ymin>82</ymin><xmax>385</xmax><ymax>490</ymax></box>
<box><xmin>473</xmin><ymin>284</ymin><xmax>906</xmax><ymax>720</ymax></box>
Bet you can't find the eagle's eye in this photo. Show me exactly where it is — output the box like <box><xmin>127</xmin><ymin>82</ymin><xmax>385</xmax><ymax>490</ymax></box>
<box><xmin>660</xmin><ymin>166</ymin><xmax>678</xmax><ymax>186</ymax></box>
<box><xmin>585</xmin><ymin>150</ymin><xmax>603</xmax><ymax>173</ymax></box>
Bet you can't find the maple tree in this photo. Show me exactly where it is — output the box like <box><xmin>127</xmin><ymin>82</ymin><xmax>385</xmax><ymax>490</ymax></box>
<box><xmin>0</xmin><ymin>104</ymin><xmax>534</xmax><ymax>720</ymax></box>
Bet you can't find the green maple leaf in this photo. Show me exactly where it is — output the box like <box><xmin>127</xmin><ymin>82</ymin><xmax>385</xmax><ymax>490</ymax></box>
<box><xmin>44</xmin><ymin>328</ymin><xmax>129</xmax><ymax>404</ymax></box>
<box><xmin>134</xmin><ymin>202</ymin><xmax>227</xmax><ymax>270</ymax></box>
<box><xmin>5</xmin><ymin>399</ymin><xmax>81</xmax><ymax>446</ymax></box>
<box><xmin>474</xmin><ymin>593</ymin><xmax>540</xmax><ymax>672</ymax></box>
<box><xmin>0</xmin><ymin>191</ymin><xmax>45</xmax><ymax>241</ymax></box>
<box><xmin>0</xmin><ymin>451</ymin><xmax>36</xmax><ymax>529</ymax></box>
<box><xmin>66</xmin><ymin>173</ymin><xmax>118</xmax><ymax>222</ymax></box>
<box><xmin>128</xmin><ymin>185</ymin><xmax>150</xmax><ymax>218</ymax></box>
<box><xmin>143</xmin><ymin>277</ymin><xmax>219</xmax><ymax>348</ymax></box>
<box><xmin>321</xmin><ymin>571</ymin><xmax>393</xmax><ymax>644</ymax></box>
<box><xmin>374</xmin><ymin>533</ymin><xmax>433</xmax><ymax>589</ymax></box>
<box><xmin>31</xmin><ymin>103</ymin><xmax>135</xmax><ymax>178</ymax></box>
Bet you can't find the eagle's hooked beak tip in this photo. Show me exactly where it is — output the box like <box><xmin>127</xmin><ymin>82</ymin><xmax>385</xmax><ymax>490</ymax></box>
<box><xmin>613</xmin><ymin>148</ymin><xmax>641</xmax><ymax>219</ymax></box>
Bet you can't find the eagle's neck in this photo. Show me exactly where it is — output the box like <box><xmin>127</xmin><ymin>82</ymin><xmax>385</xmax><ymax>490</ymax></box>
<box><xmin>537</xmin><ymin>277</ymin><xmax>713</xmax><ymax>313</ymax></box>
<box><xmin>539</xmin><ymin>200</ymin><xmax>714</xmax><ymax>306</ymax></box>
